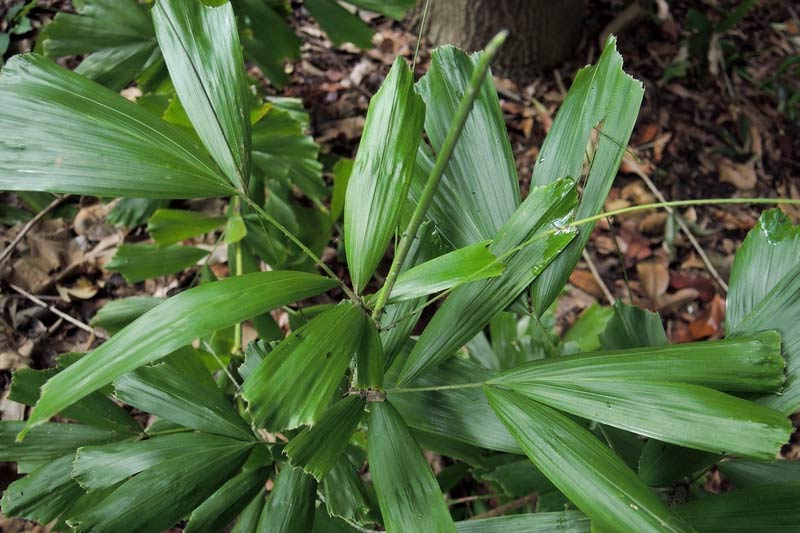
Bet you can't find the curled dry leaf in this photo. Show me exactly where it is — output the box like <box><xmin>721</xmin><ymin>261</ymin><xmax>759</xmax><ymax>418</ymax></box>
<box><xmin>657</xmin><ymin>287</ymin><xmax>700</xmax><ymax>313</ymax></box>
<box><xmin>688</xmin><ymin>294</ymin><xmax>726</xmax><ymax>340</ymax></box>
<box><xmin>0</xmin><ymin>338</ymin><xmax>33</xmax><ymax>371</ymax></box>
<box><xmin>620</xmin><ymin>223</ymin><xmax>652</xmax><ymax>265</ymax></box>
<box><xmin>639</xmin><ymin>212</ymin><xmax>669</xmax><ymax>234</ymax></box>
<box><xmin>56</xmin><ymin>277</ymin><xmax>99</xmax><ymax>302</ymax></box>
<box><xmin>652</xmin><ymin>132</ymin><xmax>672</xmax><ymax>162</ymax></box>
<box><xmin>569</xmin><ymin>269</ymin><xmax>605</xmax><ymax>301</ymax></box>
<box><xmin>637</xmin><ymin>259</ymin><xmax>670</xmax><ymax>306</ymax></box>
<box><xmin>680</xmin><ymin>251</ymin><xmax>707</xmax><ymax>270</ymax></box>
<box><xmin>2</xmin><ymin>219</ymin><xmax>83</xmax><ymax>293</ymax></box>
<box><xmin>778</xmin><ymin>181</ymin><xmax>800</xmax><ymax>223</ymax></box>
<box><xmin>718</xmin><ymin>159</ymin><xmax>757</xmax><ymax>190</ymax></box>
<box><xmin>670</xmin><ymin>272</ymin><xmax>716</xmax><ymax>302</ymax></box>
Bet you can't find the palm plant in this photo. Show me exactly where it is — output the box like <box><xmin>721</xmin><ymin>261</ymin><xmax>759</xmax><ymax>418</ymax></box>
<box><xmin>1</xmin><ymin>1</ymin><xmax>799</xmax><ymax>531</ymax></box>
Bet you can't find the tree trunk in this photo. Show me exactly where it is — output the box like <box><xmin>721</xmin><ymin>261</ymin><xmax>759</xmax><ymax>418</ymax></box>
<box><xmin>419</xmin><ymin>0</ymin><xmax>585</xmax><ymax>83</ymax></box>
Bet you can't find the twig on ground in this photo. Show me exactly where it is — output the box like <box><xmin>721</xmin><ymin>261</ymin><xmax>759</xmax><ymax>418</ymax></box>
<box><xmin>631</xmin><ymin>167</ymin><xmax>729</xmax><ymax>293</ymax></box>
<box><xmin>469</xmin><ymin>493</ymin><xmax>537</xmax><ymax>520</ymax></box>
<box><xmin>0</xmin><ymin>194</ymin><xmax>70</xmax><ymax>266</ymax></box>
<box><xmin>8</xmin><ymin>283</ymin><xmax>107</xmax><ymax>339</ymax></box>
<box><xmin>447</xmin><ymin>494</ymin><xmax>498</xmax><ymax>506</ymax></box>
<box><xmin>582</xmin><ymin>248</ymin><xmax>615</xmax><ymax>305</ymax></box>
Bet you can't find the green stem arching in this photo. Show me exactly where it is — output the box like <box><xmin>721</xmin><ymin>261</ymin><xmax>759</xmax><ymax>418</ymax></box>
<box><xmin>239</xmin><ymin>193</ymin><xmax>357</xmax><ymax>302</ymax></box>
<box><xmin>375</xmin><ymin>196</ymin><xmax>800</xmax><ymax>341</ymax></box>
<box><xmin>387</xmin><ymin>381</ymin><xmax>485</xmax><ymax>394</ymax></box>
<box><xmin>370</xmin><ymin>30</ymin><xmax>509</xmax><ymax>322</ymax></box>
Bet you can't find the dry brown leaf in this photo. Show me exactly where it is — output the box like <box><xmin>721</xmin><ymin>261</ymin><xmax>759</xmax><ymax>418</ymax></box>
<box><xmin>652</xmin><ymin>132</ymin><xmax>672</xmax><ymax>162</ymax></box>
<box><xmin>688</xmin><ymin>294</ymin><xmax>726</xmax><ymax>339</ymax></box>
<box><xmin>639</xmin><ymin>212</ymin><xmax>668</xmax><ymax>234</ymax></box>
<box><xmin>657</xmin><ymin>287</ymin><xmax>700</xmax><ymax>313</ymax></box>
<box><xmin>56</xmin><ymin>276</ymin><xmax>99</xmax><ymax>302</ymax></box>
<box><xmin>718</xmin><ymin>159</ymin><xmax>757</xmax><ymax>190</ymax></box>
<box><xmin>670</xmin><ymin>320</ymin><xmax>693</xmax><ymax>344</ymax></box>
<box><xmin>680</xmin><ymin>251</ymin><xmax>707</xmax><ymax>270</ymax></box>
<box><xmin>620</xmin><ymin>224</ymin><xmax>652</xmax><ymax>264</ymax></box>
<box><xmin>569</xmin><ymin>269</ymin><xmax>605</xmax><ymax>300</ymax></box>
<box><xmin>0</xmin><ymin>338</ymin><xmax>32</xmax><ymax>371</ymax></box>
<box><xmin>778</xmin><ymin>181</ymin><xmax>800</xmax><ymax>223</ymax></box>
<box><xmin>637</xmin><ymin>123</ymin><xmax>660</xmax><ymax>145</ymax></box>
<box><xmin>637</xmin><ymin>259</ymin><xmax>669</xmax><ymax>305</ymax></box>
<box><xmin>74</xmin><ymin>203</ymin><xmax>115</xmax><ymax>241</ymax></box>
<box><xmin>2</xmin><ymin>218</ymin><xmax>83</xmax><ymax>293</ymax></box>
<box><xmin>670</xmin><ymin>272</ymin><xmax>716</xmax><ymax>302</ymax></box>
<box><xmin>594</xmin><ymin>234</ymin><xmax>624</xmax><ymax>255</ymax></box>
<box><xmin>520</xmin><ymin>116</ymin><xmax>534</xmax><ymax>139</ymax></box>
<box><xmin>317</xmin><ymin>116</ymin><xmax>365</xmax><ymax>143</ymax></box>
<box><xmin>606</xmin><ymin>197</ymin><xmax>631</xmax><ymax>212</ymax></box>
<box><xmin>621</xmin><ymin>182</ymin><xmax>656</xmax><ymax>205</ymax></box>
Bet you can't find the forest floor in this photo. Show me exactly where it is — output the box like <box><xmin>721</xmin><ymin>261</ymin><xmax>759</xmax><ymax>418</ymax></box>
<box><xmin>283</xmin><ymin>0</ymin><xmax>800</xmax><ymax>346</ymax></box>
<box><xmin>0</xmin><ymin>0</ymin><xmax>799</xmax><ymax>529</ymax></box>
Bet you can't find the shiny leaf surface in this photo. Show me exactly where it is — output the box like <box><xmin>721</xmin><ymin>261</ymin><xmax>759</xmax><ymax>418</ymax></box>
<box><xmin>412</xmin><ymin>46</ymin><xmax>520</xmax><ymax>249</ymax></box>
<box><xmin>242</xmin><ymin>302</ymin><xmax>370</xmax><ymax>431</ymax></box>
<box><xmin>257</xmin><ymin>465</ymin><xmax>317</xmax><ymax>532</ymax></box>
<box><xmin>455</xmin><ymin>512</ymin><xmax>591</xmax><ymax>533</ymax></box>
<box><xmin>69</xmin><ymin>436</ymin><xmax>252</xmax><ymax>532</ymax></box>
<box><xmin>114</xmin><ymin>348</ymin><xmax>254</xmax><ymax>440</ymax></box>
<box><xmin>389</xmin><ymin>240</ymin><xmax>505</xmax><ymax>302</ymax></box>
<box><xmin>676</xmin><ymin>482</ymin><xmax>800</xmax><ymax>532</ymax></box>
<box><xmin>726</xmin><ymin>208</ymin><xmax>800</xmax><ymax>331</ymax></box>
<box><xmin>486</xmin><ymin>387</ymin><xmax>693</xmax><ymax>532</ymax></box>
<box><xmin>398</xmin><ymin>179</ymin><xmax>577</xmax><ymax>385</ymax></box>
<box><xmin>9</xmin><ymin>368</ymin><xmax>139</xmax><ymax>434</ymax></box>
<box><xmin>530</xmin><ymin>37</ymin><xmax>644</xmax><ymax>315</ymax></box>
<box><xmin>72</xmin><ymin>432</ymin><xmax>243</xmax><ymax>491</ymax></box>
<box><xmin>344</xmin><ymin>57</ymin><xmax>425</xmax><ymax>293</ymax></box>
<box><xmin>153</xmin><ymin>0</ymin><xmax>250</xmax><ymax>191</ymax></box>
<box><xmin>0</xmin><ymin>54</ymin><xmax>232</xmax><ymax>198</ymax></box>
<box><xmin>285</xmin><ymin>396</ymin><xmax>366</xmax><ymax>480</ymax></box>
<box><xmin>89</xmin><ymin>296</ymin><xmax>164</xmax><ymax>335</ymax></box>
<box><xmin>493</xmin><ymin>328</ymin><xmax>789</xmax><ymax>460</ymax></box>
<box><xmin>389</xmin><ymin>357</ymin><xmax>520</xmax><ymax>453</ymax></box>
<box><xmin>367</xmin><ymin>401</ymin><xmax>455</xmax><ymax>532</ymax></box>
<box><xmin>22</xmin><ymin>271</ymin><xmax>336</xmax><ymax>437</ymax></box>
<box><xmin>0</xmin><ymin>421</ymin><xmax>127</xmax><ymax>462</ymax></box>
<box><xmin>105</xmin><ymin>243</ymin><xmax>207</xmax><ymax>283</ymax></box>
<box><xmin>184</xmin><ymin>464</ymin><xmax>269</xmax><ymax>533</ymax></box>
<box><xmin>41</xmin><ymin>0</ymin><xmax>160</xmax><ymax>91</ymax></box>
<box><xmin>0</xmin><ymin>454</ymin><xmax>84</xmax><ymax>524</ymax></box>
<box><xmin>492</xmin><ymin>331</ymin><xmax>784</xmax><ymax>393</ymax></box>
<box><xmin>147</xmin><ymin>209</ymin><xmax>226</xmax><ymax>247</ymax></box>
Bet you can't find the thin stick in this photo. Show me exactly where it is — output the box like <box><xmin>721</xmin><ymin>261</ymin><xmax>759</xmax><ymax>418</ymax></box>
<box><xmin>202</xmin><ymin>340</ymin><xmax>240</xmax><ymax>391</ymax></box>
<box><xmin>388</xmin><ymin>381</ymin><xmax>484</xmax><ymax>394</ymax></box>
<box><xmin>571</xmin><ymin>197</ymin><xmax>800</xmax><ymax>233</ymax></box>
<box><xmin>448</xmin><ymin>494</ymin><xmax>498</xmax><ymax>506</ymax></box>
<box><xmin>529</xmin><ymin>313</ymin><xmax>558</xmax><ymax>358</ymax></box>
<box><xmin>8</xmin><ymin>283</ymin><xmax>107</xmax><ymax>339</ymax></box>
<box><xmin>371</xmin><ymin>30</ymin><xmax>508</xmax><ymax>321</ymax></box>
<box><xmin>374</xmin><ymin>196</ymin><xmax>800</xmax><ymax>337</ymax></box>
<box><xmin>145</xmin><ymin>426</ymin><xmax>193</xmax><ymax>437</ymax></box>
<box><xmin>232</xmin><ymin>242</ymin><xmax>243</xmax><ymax>354</ymax></box>
<box><xmin>607</xmin><ymin>215</ymin><xmax>634</xmax><ymax>302</ymax></box>
<box><xmin>0</xmin><ymin>195</ymin><xmax>70</xmax><ymax>266</ymax></box>
<box><xmin>469</xmin><ymin>493</ymin><xmax>537</xmax><ymax>520</ymax></box>
<box><xmin>582</xmin><ymin>248</ymin><xmax>614</xmax><ymax>305</ymax></box>
<box><xmin>632</xmin><ymin>167</ymin><xmax>729</xmax><ymax>292</ymax></box>
<box><xmin>240</xmin><ymin>194</ymin><xmax>356</xmax><ymax>301</ymax></box>
<box><xmin>412</xmin><ymin>0</ymin><xmax>431</xmax><ymax>71</ymax></box>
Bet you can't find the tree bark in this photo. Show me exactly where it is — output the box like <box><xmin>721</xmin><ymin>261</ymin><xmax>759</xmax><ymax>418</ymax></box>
<box><xmin>418</xmin><ymin>0</ymin><xmax>585</xmax><ymax>83</ymax></box>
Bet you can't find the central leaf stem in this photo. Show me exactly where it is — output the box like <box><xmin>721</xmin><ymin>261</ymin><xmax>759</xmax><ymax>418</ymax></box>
<box><xmin>370</xmin><ymin>30</ymin><xmax>508</xmax><ymax>322</ymax></box>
